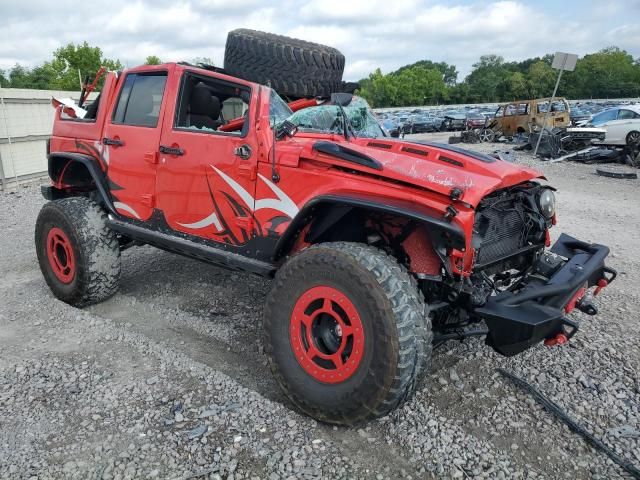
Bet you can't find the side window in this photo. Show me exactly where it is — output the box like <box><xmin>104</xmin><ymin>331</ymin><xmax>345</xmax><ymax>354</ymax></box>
<box><xmin>495</xmin><ymin>106</ymin><xmax>505</xmax><ymax>117</ymax></box>
<box><xmin>618</xmin><ymin>109</ymin><xmax>639</xmax><ymax>120</ymax></box>
<box><xmin>505</xmin><ymin>104</ymin><xmax>517</xmax><ymax>116</ymax></box>
<box><xmin>175</xmin><ymin>73</ymin><xmax>250</xmax><ymax>136</ymax></box>
<box><xmin>592</xmin><ymin>109</ymin><xmax>617</xmax><ymax>124</ymax></box>
<box><xmin>112</xmin><ymin>73</ymin><xmax>167</xmax><ymax>127</ymax></box>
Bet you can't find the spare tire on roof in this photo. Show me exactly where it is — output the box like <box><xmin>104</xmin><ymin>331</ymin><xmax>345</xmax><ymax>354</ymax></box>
<box><xmin>223</xmin><ymin>29</ymin><xmax>345</xmax><ymax>99</ymax></box>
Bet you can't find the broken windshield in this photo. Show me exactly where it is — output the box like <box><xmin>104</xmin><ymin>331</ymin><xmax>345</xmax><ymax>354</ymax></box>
<box><xmin>268</xmin><ymin>89</ymin><xmax>386</xmax><ymax>138</ymax></box>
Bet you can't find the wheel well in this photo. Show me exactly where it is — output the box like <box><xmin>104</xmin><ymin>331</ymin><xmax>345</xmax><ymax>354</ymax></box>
<box><xmin>46</xmin><ymin>154</ymin><xmax>116</xmax><ymax>215</ymax></box>
<box><xmin>278</xmin><ymin>202</ymin><xmax>443</xmax><ymax>276</ymax></box>
<box><xmin>50</xmin><ymin>158</ymin><xmax>95</xmax><ymax>190</ymax></box>
<box><xmin>516</xmin><ymin>126</ymin><xmax>526</xmax><ymax>134</ymax></box>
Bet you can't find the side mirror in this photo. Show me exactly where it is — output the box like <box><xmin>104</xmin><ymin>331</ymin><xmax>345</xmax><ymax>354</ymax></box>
<box><xmin>276</xmin><ymin>120</ymin><xmax>298</xmax><ymax>139</ymax></box>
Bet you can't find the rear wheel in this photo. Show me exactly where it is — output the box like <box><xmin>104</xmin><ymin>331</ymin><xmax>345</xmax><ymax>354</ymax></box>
<box><xmin>626</xmin><ymin>130</ymin><xmax>640</xmax><ymax>147</ymax></box>
<box><xmin>264</xmin><ymin>242</ymin><xmax>430</xmax><ymax>425</ymax></box>
<box><xmin>35</xmin><ymin>197</ymin><xmax>120</xmax><ymax>307</ymax></box>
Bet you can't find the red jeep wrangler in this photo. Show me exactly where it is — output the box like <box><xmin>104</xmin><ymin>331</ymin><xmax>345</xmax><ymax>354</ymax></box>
<box><xmin>36</xmin><ymin>37</ymin><xmax>615</xmax><ymax>426</ymax></box>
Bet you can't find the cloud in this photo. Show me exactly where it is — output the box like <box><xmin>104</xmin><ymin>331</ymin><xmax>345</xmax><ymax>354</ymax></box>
<box><xmin>0</xmin><ymin>0</ymin><xmax>637</xmax><ymax>81</ymax></box>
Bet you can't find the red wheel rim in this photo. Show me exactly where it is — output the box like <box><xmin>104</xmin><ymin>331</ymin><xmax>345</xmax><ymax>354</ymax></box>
<box><xmin>46</xmin><ymin>227</ymin><xmax>76</xmax><ymax>284</ymax></box>
<box><xmin>290</xmin><ymin>286</ymin><xmax>365</xmax><ymax>384</ymax></box>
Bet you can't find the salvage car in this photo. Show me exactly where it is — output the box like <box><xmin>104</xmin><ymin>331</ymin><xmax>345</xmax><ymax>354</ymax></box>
<box><xmin>465</xmin><ymin>113</ymin><xmax>487</xmax><ymax>129</ymax></box>
<box><xmin>588</xmin><ymin>106</ymin><xmax>640</xmax><ymax>146</ymax></box>
<box><xmin>36</xmin><ymin>29</ymin><xmax>615</xmax><ymax>426</ymax></box>
<box><xmin>404</xmin><ymin>114</ymin><xmax>441</xmax><ymax>133</ymax></box>
<box><xmin>381</xmin><ymin>118</ymin><xmax>402</xmax><ymax>137</ymax></box>
<box><xmin>440</xmin><ymin>112</ymin><xmax>467</xmax><ymax>131</ymax></box>
<box><xmin>493</xmin><ymin>98</ymin><xmax>571</xmax><ymax>136</ymax></box>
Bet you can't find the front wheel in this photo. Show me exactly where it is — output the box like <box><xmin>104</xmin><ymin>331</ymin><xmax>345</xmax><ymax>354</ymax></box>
<box><xmin>35</xmin><ymin>197</ymin><xmax>121</xmax><ymax>307</ymax></box>
<box><xmin>264</xmin><ymin>242</ymin><xmax>430</xmax><ymax>425</ymax></box>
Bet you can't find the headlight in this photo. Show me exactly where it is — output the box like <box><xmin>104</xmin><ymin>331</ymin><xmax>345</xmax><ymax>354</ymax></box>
<box><xmin>537</xmin><ymin>189</ymin><xmax>556</xmax><ymax>219</ymax></box>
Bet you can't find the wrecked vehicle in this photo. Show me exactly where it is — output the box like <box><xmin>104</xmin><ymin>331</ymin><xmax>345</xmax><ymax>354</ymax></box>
<box><xmin>588</xmin><ymin>106</ymin><xmax>640</xmax><ymax>146</ymax></box>
<box><xmin>482</xmin><ymin>98</ymin><xmax>571</xmax><ymax>139</ymax></box>
<box><xmin>524</xmin><ymin>126</ymin><xmax>607</xmax><ymax>158</ymax></box>
<box><xmin>440</xmin><ymin>112</ymin><xmax>467</xmax><ymax>131</ymax></box>
<box><xmin>35</xmin><ymin>30</ymin><xmax>615</xmax><ymax>426</ymax></box>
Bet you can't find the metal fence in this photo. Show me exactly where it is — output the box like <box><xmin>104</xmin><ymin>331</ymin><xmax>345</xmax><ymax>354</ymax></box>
<box><xmin>0</xmin><ymin>87</ymin><xmax>90</xmax><ymax>190</ymax></box>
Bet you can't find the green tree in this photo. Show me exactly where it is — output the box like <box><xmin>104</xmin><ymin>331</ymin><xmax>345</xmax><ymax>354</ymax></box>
<box><xmin>357</xmin><ymin>68</ymin><xmax>398</xmax><ymax>107</ymax></box>
<box><xmin>465</xmin><ymin>55</ymin><xmax>509</xmax><ymax>102</ymax></box>
<box><xmin>506</xmin><ymin>71</ymin><xmax>528</xmax><ymax>100</ymax></box>
<box><xmin>358</xmin><ymin>65</ymin><xmax>447</xmax><ymax>107</ymax></box>
<box><xmin>0</xmin><ymin>70</ymin><xmax>7</xmax><ymax>87</ymax></box>
<box><xmin>45</xmin><ymin>41</ymin><xmax>122</xmax><ymax>91</ymax></box>
<box><xmin>527</xmin><ymin>60</ymin><xmax>555</xmax><ymax>98</ymax></box>
<box><xmin>566</xmin><ymin>47</ymin><xmax>640</xmax><ymax>98</ymax></box>
<box><xmin>144</xmin><ymin>55</ymin><xmax>162</xmax><ymax>65</ymax></box>
<box><xmin>394</xmin><ymin>60</ymin><xmax>458</xmax><ymax>86</ymax></box>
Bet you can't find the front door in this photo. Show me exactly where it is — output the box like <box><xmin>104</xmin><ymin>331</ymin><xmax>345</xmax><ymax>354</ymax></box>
<box><xmin>156</xmin><ymin>69</ymin><xmax>259</xmax><ymax>247</ymax></box>
<box><xmin>104</xmin><ymin>67</ymin><xmax>172</xmax><ymax>221</ymax></box>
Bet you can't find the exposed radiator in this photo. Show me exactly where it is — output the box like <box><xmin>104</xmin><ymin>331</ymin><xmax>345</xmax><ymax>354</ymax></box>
<box><xmin>474</xmin><ymin>197</ymin><xmax>532</xmax><ymax>266</ymax></box>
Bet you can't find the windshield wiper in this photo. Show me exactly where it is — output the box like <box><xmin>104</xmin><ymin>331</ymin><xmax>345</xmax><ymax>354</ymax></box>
<box><xmin>336</xmin><ymin>104</ymin><xmax>357</xmax><ymax>140</ymax></box>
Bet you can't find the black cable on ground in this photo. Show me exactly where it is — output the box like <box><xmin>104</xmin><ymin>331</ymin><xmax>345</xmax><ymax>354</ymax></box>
<box><xmin>496</xmin><ymin>368</ymin><xmax>640</xmax><ymax>479</ymax></box>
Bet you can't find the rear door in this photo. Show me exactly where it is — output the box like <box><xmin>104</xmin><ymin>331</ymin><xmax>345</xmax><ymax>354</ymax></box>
<box><xmin>103</xmin><ymin>66</ymin><xmax>172</xmax><ymax>221</ymax></box>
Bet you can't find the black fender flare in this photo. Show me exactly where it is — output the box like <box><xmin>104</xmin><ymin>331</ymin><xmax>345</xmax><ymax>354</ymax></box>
<box><xmin>46</xmin><ymin>152</ymin><xmax>117</xmax><ymax>216</ymax></box>
<box><xmin>273</xmin><ymin>194</ymin><xmax>465</xmax><ymax>260</ymax></box>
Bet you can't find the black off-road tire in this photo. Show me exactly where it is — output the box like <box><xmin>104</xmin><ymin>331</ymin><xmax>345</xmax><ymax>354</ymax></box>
<box><xmin>264</xmin><ymin>242</ymin><xmax>431</xmax><ymax>425</ymax></box>
<box><xmin>410</xmin><ymin>281</ymin><xmax>434</xmax><ymax>392</ymax></box>
<box><xmin>35</xmin><ymin>197</ymin><xmax>120</xmax><ymax>307</ymax></box>
<box><xmin>224</xmin><ymin>29</ymin><xmax>345</xmax><ymax>98</ymax></box>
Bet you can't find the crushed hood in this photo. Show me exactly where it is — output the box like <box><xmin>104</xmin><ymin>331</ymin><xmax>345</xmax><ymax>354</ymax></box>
<box><xmin>298</xmin><ymin>137</ymin><xmax>544</xmax><ymax>207</ymax></box>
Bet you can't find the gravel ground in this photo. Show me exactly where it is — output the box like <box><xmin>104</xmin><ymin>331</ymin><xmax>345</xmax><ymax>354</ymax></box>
<box><xmin>1</xmin><ymin>135</ymin><xmax>639</xmax><ymax>479</ymax></box>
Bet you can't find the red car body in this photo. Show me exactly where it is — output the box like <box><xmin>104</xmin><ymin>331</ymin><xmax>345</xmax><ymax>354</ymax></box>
<box><xmin>44</xmin><ymin>63</ymin><xmax>614</xmax><ymax>360</ymax></box>
<box><xmin>50</xmin><ymin>63</ymin><xmax>541</xmax><ymax>277</ymax></box>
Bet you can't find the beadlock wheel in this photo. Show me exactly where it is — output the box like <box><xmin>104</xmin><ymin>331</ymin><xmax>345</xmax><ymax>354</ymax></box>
<box><xmin>35</xmin><ymin>197</ymin><xmax>121</xmax><ymax>307</ymax></box>
<box><xmin>290</xmin><ymin>285</ymin><xmax>365</xmax><ymax>384</ymax></box>
<box><xmin>46</xmin><ymin>227</ymin><xmax>76</xmax><ymax>284</ymax></box>
<box><xmin>264</xmin><ymin>242</ymin><xmax>432</xmax><ymax>425</ymax></box>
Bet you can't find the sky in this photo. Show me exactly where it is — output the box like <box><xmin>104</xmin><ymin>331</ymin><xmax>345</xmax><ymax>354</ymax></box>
<box><xmin>1</xmin><ymin>0</ymin><xmax>639</xmax><ymax>81</ymax></box>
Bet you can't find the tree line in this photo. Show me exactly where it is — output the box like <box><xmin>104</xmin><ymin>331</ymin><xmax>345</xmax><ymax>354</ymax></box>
<box><xmin>357</xmin><ymin>47</ymin><xmax>640</xmax><ymax>107</ymax></box>
<box><xmin>0</xmin><ymin>42</ymin><xmax>179</xmax><ymax>91</ymax></box>
<box><xmin>2</xmin><ymin>42</ymin><xmax>639</xmax><ymax>109</ymax></box>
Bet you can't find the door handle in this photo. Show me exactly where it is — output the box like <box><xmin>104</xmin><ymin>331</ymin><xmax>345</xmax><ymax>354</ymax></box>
<box><xmin>159</xmin><ymin>145</ymin><xmax>185</xmax><ymax>156</ymax></box>
<box><xmin>103</xmin><ymin>137</ymin><xmax>124</xmax><ymax>147</ymax></box>
<box><xmin>234</xmin><ymin>144</ymin><xmax>252</xmax><ymax>160</ymax></box>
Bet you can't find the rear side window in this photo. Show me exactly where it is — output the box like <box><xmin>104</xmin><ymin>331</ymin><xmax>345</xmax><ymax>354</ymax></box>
<box><xmin>618</xmin><ymin>109</ymin><xmax>640</xmax><ymax>120</ymax></box>
<box><xmin>112</xmin><ymin>73</ymin><xmax>167</xmax><ymax>127</ymax></box>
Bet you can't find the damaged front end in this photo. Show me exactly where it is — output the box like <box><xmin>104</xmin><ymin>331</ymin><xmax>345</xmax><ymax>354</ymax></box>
<box><xmin>475</xmin><ymin>233</ymin><xmax>615</xmax><ymax>356</ymax></box>
<box><xmin>425</xmin><ymin>182</ymin><xmax>615</xmax><ymax>357</ymax></box>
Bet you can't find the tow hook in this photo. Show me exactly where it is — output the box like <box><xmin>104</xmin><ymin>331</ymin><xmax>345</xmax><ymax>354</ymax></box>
<box><xmin>544</xmin><ymin>332</ymin><xmax>568</xmax><ymax>347</ymax></box>
<box><xmin>593</xmin><ymin>279</ymin><xmax>608</xmax><ymax>296</ymax></box>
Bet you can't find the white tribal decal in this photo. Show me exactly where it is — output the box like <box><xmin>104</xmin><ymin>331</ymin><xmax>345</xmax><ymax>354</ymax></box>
<box><xmin>176</xmin><ymin>165</ymin><xmax>299</xmax><ymax>232</ymax></box>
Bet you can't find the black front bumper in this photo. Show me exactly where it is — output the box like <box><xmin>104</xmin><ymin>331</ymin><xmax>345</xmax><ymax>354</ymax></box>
<box><xmin>474</xmin><ymin>233</ymin><xmax>616</xmax><ymax>356</ymax></box>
